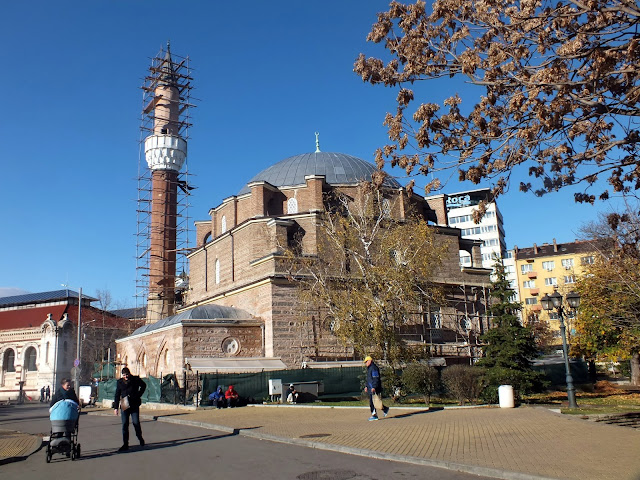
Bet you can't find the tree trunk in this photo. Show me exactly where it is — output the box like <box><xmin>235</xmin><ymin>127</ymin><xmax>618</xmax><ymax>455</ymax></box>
<box><xmin>630</xmin><ymin>352</ymin><xmax>640</xmax><ymax>386</ymax></box>
<box><xmin>588</xmin><ymin>359</ymin><xmax>597</xmax><ymax>384</ymax></box>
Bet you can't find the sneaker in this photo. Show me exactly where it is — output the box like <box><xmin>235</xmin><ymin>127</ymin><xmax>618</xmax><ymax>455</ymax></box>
<box><xmin>368</xmin><ymin>415</ymin><xmax>379</xmax><ymax>421</ymax></box>
<box><xmin>118</xmin><ymin>444</ymin><xmax>129</xmax><ymax>452</ymax></box>
<box><xmin>383</xmin><ymin>406</ymin><xmax>389</xmax><ymax>418</ymax></box>
<box><xmin>139</xmin><ymin>438</ymin><xmax>145</xmax><ymax>447</ymax></box>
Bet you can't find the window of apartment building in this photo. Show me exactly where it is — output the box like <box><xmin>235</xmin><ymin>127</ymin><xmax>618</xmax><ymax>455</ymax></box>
<box><xmin>523</xmin><ymin>280</ymin><xmax>536</xmax><ymax>288</ymax></box>
<box><xmin>481</xmin><ymin>225</ymin><xmax>497</xmax><ymax>233</ymax></box>
<box><xmin>544</xmin><ymin>277</ymin><xmax>558</xmax><ymax>286</ymax></box>
<box><xmin>461</xmin><ymin>227</ymin><xmax>480</xmax><ymax>236</ymax></box>
<box><xmin>564</xmin><ymin>275</ymin><xmax>576</xmax><ymax>284</ymax></box>
<box><xmin>521</xmin><ymin>263</ymin><xmax>533</xmax><ymax>273</ymax></box>
<box><xmin>561</xmin><ymin>258</ymin><xmax>574</xmax><ymax>269</ymax></box>
<box><xmin>525</xmin><ymin>297</ymin><xmax>538</xmax><ymax>305</ymax></box>
<box><xmin>459</xmin><ymin>254</ymin><xmax>472</xmax><ymax>266</ymax></box>
<box><xmin>505</xmin><ymin>250</ymin><xmax>513</xmax><ymax>259</ymax></box>
<box><xmin>548</xmin><ymin>311</ymin><xmax>559</xmax><ymax>320</ymax></box>
<box><xmin>581</xmin><ymin>255</ymin><xmax>595</xmax><ymax>265</ymax></box>
<box><xmin>542</xmin><ymin>260</ymin><xmax>555</xmax><ymax>271</ymax></box>
<box><xmin>504</xmin><ymin>265</ymin><xmax>515</xmax><ymax>274</ymax></box>
<box><xmin>450</xmin><ymin>214</ymin><xmax>472</xmax><ymax>225</ymax></box>
<box><xmin>482</xmin><ymin>253</ymin><xmax>495</xmax><ymax>262</ymax></box>
<box><xmin>484</xmin><ymin>238</ymin><xmax>499</xmax><ymax>247</ymax></box>
<box><xmin>484</xmin><ymin>211</ymin><xmax>496</xmax><ymax>219</ymax></box>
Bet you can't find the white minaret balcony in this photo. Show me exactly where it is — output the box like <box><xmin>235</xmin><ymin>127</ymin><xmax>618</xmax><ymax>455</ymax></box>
<box><xmin>145</xmin><ymin>134</ymin><xmax>187</xmax><ymax>171</ymax></box>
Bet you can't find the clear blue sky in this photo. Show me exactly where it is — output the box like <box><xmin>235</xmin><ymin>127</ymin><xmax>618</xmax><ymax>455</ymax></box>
<box><xmin>0</xmin><ymin>1</ymin><xmax>618</xmax><ymax>307</ymax></box>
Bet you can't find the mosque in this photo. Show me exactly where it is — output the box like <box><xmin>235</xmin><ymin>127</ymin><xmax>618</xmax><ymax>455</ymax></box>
<box><xmin>115</xmin><ymin>45</ymin><xmax>493</xmax><ymax>376</ymax></box>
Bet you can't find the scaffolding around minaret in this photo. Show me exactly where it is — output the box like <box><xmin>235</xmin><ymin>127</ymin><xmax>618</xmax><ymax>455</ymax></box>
<box><xmin>136</xmin><ymin>43</ymin><xmax>195</xmax><ymax>324</ymax></box>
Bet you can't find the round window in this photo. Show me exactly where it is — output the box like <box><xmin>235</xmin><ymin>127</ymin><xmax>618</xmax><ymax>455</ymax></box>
<box><xmin>221</xmin><ymin>337</ymin><xmax>240</xmax><ymax>356</ymax></box>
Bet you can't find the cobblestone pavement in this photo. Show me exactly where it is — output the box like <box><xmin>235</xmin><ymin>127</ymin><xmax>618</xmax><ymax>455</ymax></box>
<box><xmin>4</xmin><ymin>404</ymin><xmax>640</xmax><ymax>480</ymax></box>
<box><xmin>132</xmin><ymin>405</ymin><xmax>640</xmax><ymax>480</ymax></box>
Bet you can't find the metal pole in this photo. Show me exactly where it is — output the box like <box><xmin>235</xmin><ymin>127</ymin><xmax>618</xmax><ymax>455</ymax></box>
<box><xmin>558</xmin><ymin>306</ymin><xmax>577</xmax><ymax>408</ymax></box>
<box><xmin>53</xmin><ymin>325</ymin><xmax>59</xmax><ymax>390</ymax></box>
<box><xmin>75</xmin><ymin>287</ymin><xmax>82</xmax><ymax>389</ymax></box>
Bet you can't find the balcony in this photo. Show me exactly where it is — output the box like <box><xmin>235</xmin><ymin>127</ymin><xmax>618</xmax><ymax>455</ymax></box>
<box><xmin>530</xmin><ymin>304</ymin><xmax>542</xmax><ymax>311</ymax></box>
<box><xmin>529</xmin><ymin>288</ymin><xmax>540</xmax><ymax>295</ymax></box>
<box><xmin>527</xmin><ymin>271</ymin><xmax>537</xmax><ymax>279</ymax></box>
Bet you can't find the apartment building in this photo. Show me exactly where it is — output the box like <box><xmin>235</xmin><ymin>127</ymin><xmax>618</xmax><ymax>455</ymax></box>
<box><xmin>514</xmin><ymin>239</ymin><xmax>599</xmax><ymax>338</ymax></box>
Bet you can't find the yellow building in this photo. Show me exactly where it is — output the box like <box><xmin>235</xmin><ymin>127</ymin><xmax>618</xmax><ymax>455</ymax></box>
<box><xmin>514</xmin><ymin>239</ymin><xmax>598</xmax><ymax>342</ymax></box>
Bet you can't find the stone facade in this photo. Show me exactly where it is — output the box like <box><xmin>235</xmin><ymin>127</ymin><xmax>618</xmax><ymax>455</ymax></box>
<box><xmin>117</xmin><ymin>152</ymin><xmax>493</xmax><ymax>376</ymax></box>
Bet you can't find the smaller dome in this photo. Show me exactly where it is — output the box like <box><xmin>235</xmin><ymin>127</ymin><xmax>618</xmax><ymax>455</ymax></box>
<box><xmin>239</xmin><ymin>151</ymin><xmax>402</xmax><ymax>195</ymax></box>
<box><xmin>131</xmin><ymin>304</ymin><xmax>252</xmax><ymax>336</ymax></box>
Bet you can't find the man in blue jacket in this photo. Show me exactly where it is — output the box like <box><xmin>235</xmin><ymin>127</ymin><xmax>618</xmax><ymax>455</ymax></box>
<box><xmin>364</xmin><ymin>356</ymin><xmax>389</xmax><ymax>421</ymax></box>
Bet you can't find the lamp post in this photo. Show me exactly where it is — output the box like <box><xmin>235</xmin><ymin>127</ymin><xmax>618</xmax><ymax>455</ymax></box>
<box><xmin>62</xmin><ymin>285</ymin><xmax>82</xmax><ymax>389</ymax></box>
<box><xmin>541</xmin><ymin>290</ymin><xmax>581</xmax><ymax>409</ymax></box>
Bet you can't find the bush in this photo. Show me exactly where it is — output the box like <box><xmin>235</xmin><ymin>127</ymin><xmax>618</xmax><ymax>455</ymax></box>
<box><xmin>401</xmin><ymin>363</ymin><xmax>440</xmax><ymax>405</ymax></box>
<box><xmin>381</xmin><ymin>366</ymin><xmax>402</xmax><ymax>401</ymax></box>
<box><xmin>442</xmin><ymin>365</ymin><xmax>484</xmax><ymax>405</ymax></box>
<box><xmin>480</xmin><ymin>367</ymin><xmax>546</xmax><ymax>404</ymax></box>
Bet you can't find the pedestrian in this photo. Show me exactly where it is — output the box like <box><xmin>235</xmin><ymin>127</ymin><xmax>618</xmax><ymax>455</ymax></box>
<box><xmin>209</xmin><ymin>386</ymin><xmax>225</xmax><ymax>408</ymax></box>
<box><xmin>50</xmin><ymin>378</ymin><xmax>79</xmax><ymax>407</ymax></box>
<box><xmin>113</xmin><ymin>367</ymin><xmax>146</xmax><ymax>452</ymax></box>
<box><xmin>46</xmin><ymin>385</ymin><xmax>51</xmax><ymax>402</ymax></box>
<box><xmin>40</xmin><ymin>386</ymin><xmax>46</xmax><ymax>403</ymax></box>
<box><xmin>285</xmin><ymin>384</ymin><xmax>299</xmax><ymax>404</ymax></box>
<box><xmin>364</xmin><ymin>356</ymin><xmax>389</xmax><ymax>421</ymax></box>
<box><xmin>224</xmin><ymin>385</ymin><xmax>239</xmax><ymax>408</ymax></box>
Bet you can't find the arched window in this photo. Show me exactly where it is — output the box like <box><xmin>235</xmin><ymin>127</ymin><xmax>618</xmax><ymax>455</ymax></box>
<box><xmin>24</xmin><ymin>347</ymin><xmax>37</xmax><ymax>371</ymax></box>
<box><xmin>215</xmin><ymin>258</ymin><xmax>220</xmax><ymax>284</ymax></box>
<box><xmin>221</xmin><ymin>215</ymin><xmax>227</xmax><ymax>234</ymax></box>
<box><xmin>287</xmin><ymin>198</ymin><xmax>298</xmax><ymax>214</ymax></box>
<box><xmin>3</xmin><ymin>350</ymin><xmax>15</xmax><ymax>372</ymax></box>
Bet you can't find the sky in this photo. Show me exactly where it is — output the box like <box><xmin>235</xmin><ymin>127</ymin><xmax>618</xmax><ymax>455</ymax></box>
<box><xmin>0</xmin><ymin>1</ymin><xmax>620</xmax><ymax>308</ymax></box>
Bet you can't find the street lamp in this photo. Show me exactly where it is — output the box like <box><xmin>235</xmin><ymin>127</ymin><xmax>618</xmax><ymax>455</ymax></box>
<box><xmin>62</xmin><ymin>285</ymin><xmax>82</xmax><ymax>389</ymax></box>
<box><xmin>541</xmin><ymin>290</ymin><xmax>581</xmax><ymax>408</ymax></box>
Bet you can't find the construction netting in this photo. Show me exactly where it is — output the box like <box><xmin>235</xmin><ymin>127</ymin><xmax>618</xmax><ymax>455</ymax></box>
<box><xmin>200</xmin><ymin>366</ymin><xmax>363</xmax><ymax>403</ymax></box>
<box><xmin>97</xmin><ymin>367</ymin><xmax>363</xmax><ymax>405</ymax></box>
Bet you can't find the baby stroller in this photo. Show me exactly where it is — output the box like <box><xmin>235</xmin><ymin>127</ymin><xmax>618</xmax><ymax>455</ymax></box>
<box><xmin>46</xmin><ymin>399</ymin><xmax>81</xmax><ymax>462</ymax></box>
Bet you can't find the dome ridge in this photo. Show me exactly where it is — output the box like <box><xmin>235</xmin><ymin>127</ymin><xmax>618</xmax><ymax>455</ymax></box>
<box><xmin>238</xmin><ymin>151</ymin><xmax>402</xmax><ymax>195</ymax></box>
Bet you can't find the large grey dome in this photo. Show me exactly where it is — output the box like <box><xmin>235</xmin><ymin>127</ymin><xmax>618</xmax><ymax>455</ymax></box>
<box><xmin>238</xmin><ymin>152</ymin><xmax>402</xmax><ymax>195</ymax></box>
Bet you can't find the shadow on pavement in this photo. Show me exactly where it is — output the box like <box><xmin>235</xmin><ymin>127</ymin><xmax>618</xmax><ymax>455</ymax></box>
<box><xmin>70</xmin><ymin>432</ymin><xmax>237</xmax><ymax>460</ymax></box>
<box><xmin>389</xmin><ymin>407</ymin><xmax>442</xmax><ymax>419</ymax></box>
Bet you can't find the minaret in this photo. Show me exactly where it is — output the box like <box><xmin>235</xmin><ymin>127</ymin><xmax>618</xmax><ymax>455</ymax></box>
<box><xmin>143</xmin><ymin>42</ymin><xmax>188</xmax><ymax>323</ymax></box>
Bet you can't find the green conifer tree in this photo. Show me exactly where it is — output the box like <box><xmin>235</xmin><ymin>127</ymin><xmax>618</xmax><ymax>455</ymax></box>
<box><xmin>476</xmin><ymin>259</ymin><xmax>546</xmax><ymax>401</ymax></box>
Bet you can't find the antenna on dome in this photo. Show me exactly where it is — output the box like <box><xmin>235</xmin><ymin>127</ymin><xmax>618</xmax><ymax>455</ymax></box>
<box><xmin>315</xmin><ymin>132</ymin><xmax>321</xmax><ymax>153</ymax></box>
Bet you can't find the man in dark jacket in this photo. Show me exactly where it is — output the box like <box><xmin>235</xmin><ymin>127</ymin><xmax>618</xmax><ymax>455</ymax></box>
<box><xmin>364</xmin><ymin>356</ymin><xmax>389</xmax><ymax>421</ymax></box>
<box><xmin>113</xmin><ymin>367</ymin><xmax>146</xmax><ymax>451</ymax></box>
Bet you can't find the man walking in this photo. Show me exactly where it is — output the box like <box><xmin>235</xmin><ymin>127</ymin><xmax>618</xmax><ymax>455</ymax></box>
<box><xmin>113</xmin><ymin>367</ymin><xmax>146</xmax><ymax>451</ymax></box>
<box><xmin>364</xmin><ymin>356</ymin><xmax>389</xmax><ymax>421</ymax></box>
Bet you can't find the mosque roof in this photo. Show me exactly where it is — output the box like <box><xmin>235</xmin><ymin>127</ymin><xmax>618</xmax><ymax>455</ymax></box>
<box><xmin>238</xmin><ymin>151</ymin><xmax>403</xmax><ymax>195</ymax></box>
<box><xmin>131</xmin><ymin>304</ymin><xmax>254</xmax><ymax>336</ymax></box>
<box><xmin>0</xmin><ymin>290</ymin><xmax>97</xmax><ymax>308</ymax></box>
